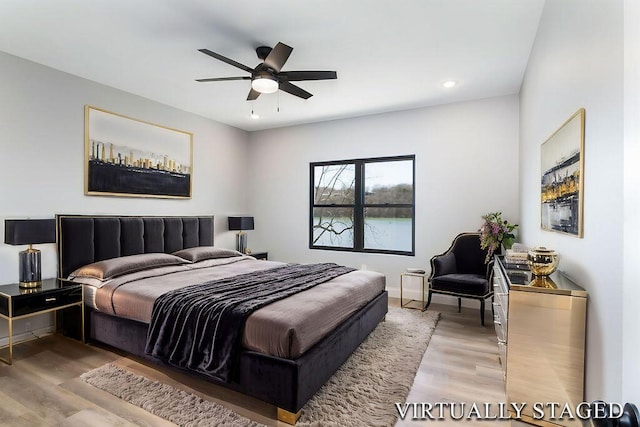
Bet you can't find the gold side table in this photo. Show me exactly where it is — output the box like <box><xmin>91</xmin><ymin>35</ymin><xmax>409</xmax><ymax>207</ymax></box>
<box><xmin>400</xmin><ymin>272</ymin><xmax>427</xmax><ymax>311</ymax></box>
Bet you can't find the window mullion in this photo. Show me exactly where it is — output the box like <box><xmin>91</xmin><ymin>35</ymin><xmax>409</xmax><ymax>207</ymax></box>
<box><xmin>353</xmin><ymin>161</ymin><xmax>364</xmax><ymax>250</ymax></box>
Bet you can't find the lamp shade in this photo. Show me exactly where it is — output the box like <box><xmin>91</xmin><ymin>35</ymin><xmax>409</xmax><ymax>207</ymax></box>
<box><xmin>4</xmin><ymin>219</ymin><xmax>56</xmax><ymax>245</ymax></box>
<box><xmin>251</xmin><ymin>76</ymin><xmax>278</xmax><ymax>94</ymax></box>
<box><xmin>228</xmin><ymin>216</ymin><xmax>254</xmax><ymax>231</ymax></box>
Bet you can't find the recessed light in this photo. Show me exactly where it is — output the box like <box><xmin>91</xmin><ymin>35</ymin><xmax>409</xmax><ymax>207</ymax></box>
<box><xmin>442</xmin><ymin>80</ymin><xmax>457</xmax><ymax>88</ymax></box>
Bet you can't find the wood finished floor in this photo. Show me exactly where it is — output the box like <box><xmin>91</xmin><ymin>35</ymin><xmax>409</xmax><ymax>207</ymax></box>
<box><xmin>0</xmin><ymin>301</ymin><xmax>518</xmax><ymax>426</ymax></box>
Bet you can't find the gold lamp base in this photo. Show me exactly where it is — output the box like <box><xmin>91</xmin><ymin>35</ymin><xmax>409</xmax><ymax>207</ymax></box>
<box><xmin>19</xmin><ymin>281</ymin><xmax>41</xmax><ymax>289</ymax></box>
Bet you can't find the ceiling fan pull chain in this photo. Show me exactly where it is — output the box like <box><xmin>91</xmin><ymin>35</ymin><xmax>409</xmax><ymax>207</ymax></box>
<box><xmin>277</xmin><ymin>91</ymin><xmax>280</xmax><ymax>113</ymax></box>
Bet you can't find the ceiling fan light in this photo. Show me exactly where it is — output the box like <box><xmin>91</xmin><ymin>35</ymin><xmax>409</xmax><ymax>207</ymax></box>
<box><xmin>252</xmin><ymin>76</ymin><xmax>278</xmax><ymax>94</ymax></box>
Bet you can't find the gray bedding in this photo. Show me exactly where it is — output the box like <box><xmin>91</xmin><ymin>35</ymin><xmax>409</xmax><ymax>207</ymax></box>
<box><xmin>76</xmin><ymin>256</ymin><xmax>386</xmax><ymax>358</ymax></box>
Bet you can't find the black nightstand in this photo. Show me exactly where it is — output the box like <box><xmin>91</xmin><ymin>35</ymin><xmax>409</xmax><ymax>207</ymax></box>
<box><xmin>249</xmin><ymin>251</ymin><xmax>268</xmax><ymax>260</ymax></box>
<box><xmin>0</xmin><ymin>278</ymin><xmax>83</xmax><ymax>365</ymax></box>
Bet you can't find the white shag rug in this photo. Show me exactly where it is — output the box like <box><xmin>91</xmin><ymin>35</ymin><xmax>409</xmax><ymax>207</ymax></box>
<box><xmin>81</xmin><ymin>306</ymin><xmax>440</xmax><ymax>427</ymax></box>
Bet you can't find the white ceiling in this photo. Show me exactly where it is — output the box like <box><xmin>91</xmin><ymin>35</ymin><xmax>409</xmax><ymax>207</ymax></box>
<box><xmin>0</xmin><ymin>0</ymin><xmax>544</xmax><ymax>131</ymax></box>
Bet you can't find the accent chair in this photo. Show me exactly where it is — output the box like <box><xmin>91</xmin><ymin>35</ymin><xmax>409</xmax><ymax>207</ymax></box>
<box><xmin>427</xmin><ymin>232</ymin><xmax>494</xmax><ymax>325</ymax></box>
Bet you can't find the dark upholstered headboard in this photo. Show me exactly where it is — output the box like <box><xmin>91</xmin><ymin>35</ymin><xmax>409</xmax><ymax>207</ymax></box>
<box><xmin>57</xmin><ymin>215</ymin><xmax>214</xmax><ymax>278</ymax></box>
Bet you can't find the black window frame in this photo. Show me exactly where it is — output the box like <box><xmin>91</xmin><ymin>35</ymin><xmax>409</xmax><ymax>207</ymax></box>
<box><xmin>309</xmin><ymin>154</ymin><xmax>415</xmax><ymax>256</ymax></box>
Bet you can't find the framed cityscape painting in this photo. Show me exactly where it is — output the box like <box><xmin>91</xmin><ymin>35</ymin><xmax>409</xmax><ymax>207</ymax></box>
<box><xmin>540</xmin><ymin>108</ymin><xmax>585</xmax><ymax>237</ymax></box>
<box><xmin>85</xmin><ymin>106</ymin><xmax>193</xmax><ymax>199</ymax></box>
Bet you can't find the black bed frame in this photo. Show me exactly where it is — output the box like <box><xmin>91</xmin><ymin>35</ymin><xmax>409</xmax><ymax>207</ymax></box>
<box><xmin>56</xmin><ymin>214</ymin><xmax>388</xmax><ymax>424</ymax></box>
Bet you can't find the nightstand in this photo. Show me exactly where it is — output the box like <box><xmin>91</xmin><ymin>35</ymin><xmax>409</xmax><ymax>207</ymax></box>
<box><xmin>0</xmin><ymin>278</ymin><xmax>83</xmax><ymax>365</ymax></box>
<box><xmin>249</xmin><ymin>251</ymin><xmax>268</xmax><ymax>260</ymax></box>
<box><xmin>400</xmin><ymin>272</ymin><xmax>427</xmax><ymax>312</ymax></box>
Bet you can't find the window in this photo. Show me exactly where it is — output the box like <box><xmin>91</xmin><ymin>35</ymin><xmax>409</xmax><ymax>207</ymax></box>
<box><xmin>310</xmin><ymin>155</ymin><xmax>415</xmax><ymax>255</ymax></box>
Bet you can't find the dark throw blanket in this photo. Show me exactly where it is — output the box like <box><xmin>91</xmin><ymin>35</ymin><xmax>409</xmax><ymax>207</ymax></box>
<box><xmin>145</xmin><ymin>263</ymin><xmax>355</xmax><ymax>382</ymax></box>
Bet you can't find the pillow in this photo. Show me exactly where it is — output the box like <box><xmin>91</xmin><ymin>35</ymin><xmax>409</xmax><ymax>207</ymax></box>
<box><xmin>65</xmin><ymin>275</ymin><xmax>106</xmax><ymax>288</ymax></box>
<box><xmin>434</xmin><ymin>252</ymin><xmax>457</xmax><ymax>276</ymax></box>
<box><xmin>172</xmin><ymin>246</ymin><xmax>243</xmax><ymax>263</ymax></box>
<box><xmin>69</xmin><ymin>253</ymin><xmax>188</xmax><ymax>280</ymax></box>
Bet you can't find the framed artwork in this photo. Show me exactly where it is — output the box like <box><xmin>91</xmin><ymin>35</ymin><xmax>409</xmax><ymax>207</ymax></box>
<box><xmin>85</xmin><ymin>106</ymin><xmax>193</xmax><ymax>199</ymax></box>
<box><xmin>540</xmin><ymin>108</ymin><xmax>585</xmax><ymax>237</ymax></box>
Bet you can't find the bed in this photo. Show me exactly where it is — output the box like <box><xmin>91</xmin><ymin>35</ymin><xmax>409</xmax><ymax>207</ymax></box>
<box><xmin>56</xmin><ymin>214</ymin><xmax>388</xmax><ymax>424</ymax></box>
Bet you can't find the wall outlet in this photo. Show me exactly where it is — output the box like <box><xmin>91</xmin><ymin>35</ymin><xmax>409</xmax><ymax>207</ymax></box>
<box><xmin>25</xmin><ymin>321</ymin><xmax>31</xmax><ymax>331</ymax></box>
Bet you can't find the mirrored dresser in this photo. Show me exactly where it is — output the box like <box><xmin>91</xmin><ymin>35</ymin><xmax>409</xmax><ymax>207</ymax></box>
<box><xmin>493</xmin><ymin>256</ymin><xmax>588</xmax><ymax>427</ymax></box>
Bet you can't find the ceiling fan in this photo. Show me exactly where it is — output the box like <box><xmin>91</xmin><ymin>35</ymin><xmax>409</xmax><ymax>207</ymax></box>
<box><xmin>195</xmin><ymin>42</ymin><xmax>337</xmax><ymax>100</ymax></box>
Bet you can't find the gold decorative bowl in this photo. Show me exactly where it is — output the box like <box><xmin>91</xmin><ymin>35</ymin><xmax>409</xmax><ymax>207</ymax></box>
<box><xmin>527</xmin><ymin>247</ymin><xmax>559</xmax><ymax>276</ymax></box>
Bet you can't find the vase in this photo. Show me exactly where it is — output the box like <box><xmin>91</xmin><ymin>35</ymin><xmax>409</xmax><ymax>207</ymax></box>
<box><xmin>529</xmin><ymin>275</ymin><xmax>558</xmax><ymax>289</ymax></box>
<box><xmin>501</xmin><ymin>237</ymin><xmax>515</xmax><ymax>250</ymax></box>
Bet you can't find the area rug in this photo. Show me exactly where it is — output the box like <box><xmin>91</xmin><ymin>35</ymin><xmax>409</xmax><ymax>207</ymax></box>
<box><xmin>81</xmin><ymin>306</ymin><xmax>440</xmax><ymax>427</ymax></box>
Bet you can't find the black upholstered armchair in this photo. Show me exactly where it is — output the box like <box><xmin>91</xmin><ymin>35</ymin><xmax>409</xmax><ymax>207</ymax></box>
<box><xmin>427</xmin><ymin>232</ymin><xmax>494</xmax><ymax>325</ymax></box>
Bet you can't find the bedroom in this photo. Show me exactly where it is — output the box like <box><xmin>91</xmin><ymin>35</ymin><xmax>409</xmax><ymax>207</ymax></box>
<box><xmin>0</xmin><ymin>0</ymin><xmax>638</xmax><ymax>425</ymax></box>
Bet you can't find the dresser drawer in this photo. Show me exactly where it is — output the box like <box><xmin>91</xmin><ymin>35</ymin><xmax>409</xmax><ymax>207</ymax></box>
<box><xmin>494</xmin><ymin>285</ymin><xmax>508</xmax><ymax>316</ymax></box>
<box><xmin>11</xmin><ymin>286</ymin><xmax>82</xmax><ymax>317</ymax></box>
<box><xmin>493</xmin><ymin>302</ymin><xmax>507</xmax><ymax>342</ymax></box>
<box><xmin>493</xmin><ymin>266</ymin><xmax>509</xmax><ymax>294</ymax></box>
<box><xmin>497</xmin><ymin>340</ymin><xmax>507</xmax><ymax>373</ymax></box>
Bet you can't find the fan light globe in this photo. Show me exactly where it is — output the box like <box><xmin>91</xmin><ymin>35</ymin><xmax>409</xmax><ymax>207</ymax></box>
<box><xmin>252</xmin><ymin>76</ymin><xmax>278</xmax><ymax>94</ymax></box>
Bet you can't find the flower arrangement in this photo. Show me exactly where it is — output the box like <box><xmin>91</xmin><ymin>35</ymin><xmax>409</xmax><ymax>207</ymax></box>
<box><xmin>479</xmin><ymin>212</ymin><xmax>518</xmax><ymax>263</ymax></box>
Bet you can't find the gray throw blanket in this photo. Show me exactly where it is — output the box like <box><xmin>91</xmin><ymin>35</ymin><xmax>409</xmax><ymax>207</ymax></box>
<box><xmin>145</xmin><ymin>263</ymin><xmax>355</xmax><ymax>382</ymax></box>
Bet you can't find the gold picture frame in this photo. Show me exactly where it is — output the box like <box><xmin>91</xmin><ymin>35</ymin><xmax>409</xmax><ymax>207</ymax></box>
<box><xmin>85</xmin><ymin>106</ymin><xmax>193</xmax><ymax>199</ymax></box>
<box><xmin>540</xmin><ymin>108</ymin><xmax>585</xmax><ymax>237</ymax></box>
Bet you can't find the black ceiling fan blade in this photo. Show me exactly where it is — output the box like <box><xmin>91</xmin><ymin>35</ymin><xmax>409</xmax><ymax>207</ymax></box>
<box><xmin>247</xmin><ymin>88</ymin><xmax>261</xmax><ymax>101</ymax></box>
<box><xmin>278</xmin><ymin>70</ymin><xmax>337</xmax><ymax>81</ymax></box>
<box><xmin>263</xmin><ymin>42</ymin><xmax>293</xmax><ymax>73</ymax></box>
<box><xmin>198</xmin><ymin>49</ymin><xmax>254</xmax><ymax>74</ymax></box>
<box><xmin>279</xmin><ymin>81</ymin><xmax>313</xmax><ymax>99</ymax></box>
<box><xmin>195</xmin><ymin>76</ymin><xmax>251</xmax><ymax>82</ymax></box>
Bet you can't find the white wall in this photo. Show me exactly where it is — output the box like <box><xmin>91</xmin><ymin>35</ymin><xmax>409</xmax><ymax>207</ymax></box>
<box><xmin>623</xmin><ymin>0</ymin><xmax>640</xmax><ymax>405</ymax></box>
<box><xmin>519</xmin><ymin>0</ymin><xmax>623</xmax><ymax>402</ymax></box>
<box><xmin>0</xmin><ymin>51</ymin><xmax>250</xmax><ymax>337</ymax></box>
<box><xmin>247</xmin><ymin>95</ymin><xmax>520</xmax><ymax>304</ymax></box>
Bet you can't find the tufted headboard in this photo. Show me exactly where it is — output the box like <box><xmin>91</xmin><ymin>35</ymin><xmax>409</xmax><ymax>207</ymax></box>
<box><xmin>57</xmin><ymin>215</ymin><xmax>214</xmax><ymax>278</ymax></box>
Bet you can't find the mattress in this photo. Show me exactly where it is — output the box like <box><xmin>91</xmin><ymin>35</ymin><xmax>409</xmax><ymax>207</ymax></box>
<box><xmin>75</xmin><ymin>256</ymin><xmax>385</xmax><ymax>358</ymax></box>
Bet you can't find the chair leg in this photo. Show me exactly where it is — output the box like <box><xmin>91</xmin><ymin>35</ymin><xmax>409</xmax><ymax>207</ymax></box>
<box><xmin>426</xmin><ymin>289</ymin><xmax>433</xmax><ymax>309</ymax></box>
<box><xmin>457</xmin><ymin>298</ymin><xmax>461</xmax><ymax>313</ymax></box>
<box><xmin>480</xmin><ymin>299</ymin><xmax>486</xmax><ymax>326</ymax></box>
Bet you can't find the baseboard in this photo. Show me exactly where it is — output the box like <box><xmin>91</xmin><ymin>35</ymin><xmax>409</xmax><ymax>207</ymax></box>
<box><xmin>387</xmin><ymin>286</ymin><xmax>494</xmax><ymax>311</ymax></box>
<box><xmin>0</xmin><ymin>326</ymin><xmax>54</xmax><ymax>348</ymax></box>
